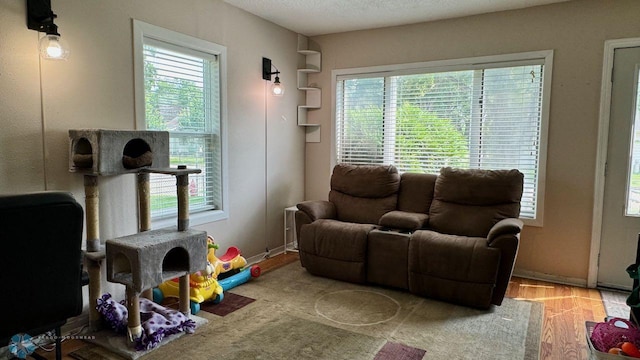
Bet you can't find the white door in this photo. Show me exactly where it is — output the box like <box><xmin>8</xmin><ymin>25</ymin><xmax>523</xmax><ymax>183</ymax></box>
<box><xmin>599</xmin><ymin>47</ymin><xmax>640</xmax><ymax>290</ymax></box>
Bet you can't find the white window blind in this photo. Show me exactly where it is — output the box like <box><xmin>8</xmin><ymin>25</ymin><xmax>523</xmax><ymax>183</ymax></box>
<box><xmin>142</xmin><ymin>38</ymin><xmax>222</xmax><ymax>220</ymax></box>
<box><xmin>336</xmin><ymin>58</ymin><xmax>547</xmax><ymax>221</ymax></box>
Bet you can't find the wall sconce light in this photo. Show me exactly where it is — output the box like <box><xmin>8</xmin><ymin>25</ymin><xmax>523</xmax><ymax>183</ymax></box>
<box><xmin>27</xmin><ymin>0</ymin><xmax>69</xmax><ymax>60</ymax></box>
<box><xmin>262</xmin><ymin>57</ymin><xmax>284</xmax><ymax>96</ymax></box>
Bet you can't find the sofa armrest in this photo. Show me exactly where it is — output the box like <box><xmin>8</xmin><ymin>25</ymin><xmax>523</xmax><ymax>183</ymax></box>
<box><xmin>487</xmin><ymin>218</ymin><xmax>523</xmax><ymax>245</ymax></box>
<box><xmin>379</xmin><ymin>210</ymin><xmax>429</xmax><ymax>231</ymax></box>
<box><xmin>297</xmin><ymin>200</ymin><xmax>336</xmax><ymax>222</ymax></box>
<box><xmin>486</xmin><ymin>218</ymin><xmax>523</xmax><ymax>305</ymax></box>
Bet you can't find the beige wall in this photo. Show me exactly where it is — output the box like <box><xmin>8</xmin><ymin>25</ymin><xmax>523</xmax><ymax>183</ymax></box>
<box><xmin>305</xmin><ymin>0</ymin><xmax>640</xmax><ymax>283</ymax></box>
<box><xmin>0</xmin><ymin>0</ymin><xmax>305</xmax><ymax>267</ymax></box>
<box><xmin>3</xmin><ymin>0</ymin><xmax>638</xmax><ymax>293</ymax></box>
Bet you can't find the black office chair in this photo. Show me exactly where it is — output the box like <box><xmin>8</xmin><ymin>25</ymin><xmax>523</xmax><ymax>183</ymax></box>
<box><xmin>0</xmin><ymin>192</ymin><xmax>84</xmax><ymax>360</ymax></box>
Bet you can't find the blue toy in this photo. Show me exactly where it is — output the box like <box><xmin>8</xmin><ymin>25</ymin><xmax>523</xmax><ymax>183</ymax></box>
<box><xmin>218</xmin><ymin>265</ymin><xmax>261</xmax><ymax>291</ymax></box>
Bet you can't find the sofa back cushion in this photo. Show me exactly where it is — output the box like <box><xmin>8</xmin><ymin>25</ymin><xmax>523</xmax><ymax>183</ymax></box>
<box><xmin>428</xmin><ymin>167</ymin><xmax>523</xmax><ymax>237</ymax></box>
<box><xmin>329</xmin><ymin>164</ymin><xmax>400</xmax><ymax>224</ymax></box>
<box><xmin>397</xmin><ymin>172</ymin><xmax>437</xmax><ymax>213</ymax></box>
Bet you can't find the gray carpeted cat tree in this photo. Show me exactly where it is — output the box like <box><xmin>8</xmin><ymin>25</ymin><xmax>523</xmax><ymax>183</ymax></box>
<box><xmin>69</xmin><ymin>129</ymin><xmax>207</xmax><ymax>343</ymax></box>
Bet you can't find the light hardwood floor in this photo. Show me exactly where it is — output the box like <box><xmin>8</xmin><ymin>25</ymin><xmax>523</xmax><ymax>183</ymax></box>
<box><xmin>35</xmin><ymin>252</ymin><xmax>605</xmax><ymax>360</ymax></box>
<box><xmin>506</xmin><ymin>275</ymin><xmax>606</xmax><ymax>360</ymax></box>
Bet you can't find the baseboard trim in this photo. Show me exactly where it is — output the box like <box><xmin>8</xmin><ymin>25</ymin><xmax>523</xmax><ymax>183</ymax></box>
<box><xmin>513</xmin><ymin>269</ymin><xmax>588</xmax><ymax>288</ymax></box>
<box><xmin>246</xmin><ymin>245</ymin><xmax>291</xmax><ymax>266</ymax></box>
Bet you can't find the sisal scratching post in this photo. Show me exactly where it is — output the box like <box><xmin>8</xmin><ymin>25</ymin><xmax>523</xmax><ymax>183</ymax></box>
<box><xmin>179</xmin><ymin>275</ymin><xmax>190</xmax><ymax>315</ymax></box>
<box><xmin>87</xmin><ymin>256</ymin><xmax>102</xmax><ymax>331</ymax></box>
<box><xmin>177</xmin><ymin>167</ymin><xmax>190</xmax><ymax>314</ymax></box>
<box><xmin>85</xmin><ymin>175</ymin><xmax>100</xmax><ymax>251</ymax></box>
<box><xmin>137</xmin><ymin>173</ymin><xmax>151</xmax><ymax>232</ymax></box>
<box><xmin>176</xmin><ymin>169</ymin><xmax>189</xmax><ymax>231</ymax></box>
<box><xmin>137</xmin><ymin>173</ymin><xmax>153</xmax><ymax>300</ymax></box>
<box><xmin>84</xmin><ymin>175</ymin><xmax>102</xmax><ymax>330</ymax></box>
<box><xmin>126</xmin><ymin>287</ymin><xmax>142</xmax><ymax>341</ymax></box>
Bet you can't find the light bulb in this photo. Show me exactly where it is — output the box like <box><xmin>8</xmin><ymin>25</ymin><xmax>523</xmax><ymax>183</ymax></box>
<box><xmin>47</xmin><ymin>42</ymin><xmax>62</xmax><ymax>58</ymax></box>
<box><xmin>271</xmin><ymin>76</ymin><xmax>284</xmax><ymax>96</ymax></box>
<box><xmin>39</xmin><ymin>34</ymin><xmax>69</xmax><ymax>60</ymax></box>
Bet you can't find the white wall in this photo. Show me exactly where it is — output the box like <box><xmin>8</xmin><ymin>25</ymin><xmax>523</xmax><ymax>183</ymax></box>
<box><xmin>0</xmin><ymin>0</ymin><xmax>305</xmax><ymax>297</ymax></box>
<box><xmin>304</xmin><ymin>0</ymin><xmax>640</xmax><ymax>284</ymax></box>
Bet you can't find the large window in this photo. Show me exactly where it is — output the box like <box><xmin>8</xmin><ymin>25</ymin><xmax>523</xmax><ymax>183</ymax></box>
<box><xmin>334</xmin><ymin>51</ymin><xmax>552</xmax><ymax>225</ymax></box>
<box><xmin>133</xmin><ymin>20</ymin><xmax>228</xmax><ymax>226</ymax></box>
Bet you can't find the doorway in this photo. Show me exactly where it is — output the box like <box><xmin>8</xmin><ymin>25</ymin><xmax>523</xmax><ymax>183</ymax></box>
<box><xmin>594</xmin><ymin>42</ymin><xmax>640</xmax><ymax>290</ymax></box>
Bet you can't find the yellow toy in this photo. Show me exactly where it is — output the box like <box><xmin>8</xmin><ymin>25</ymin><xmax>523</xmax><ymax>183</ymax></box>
<box><xmin>209</xmin><ymin>237</ymin><xmax>248</xmax><ymax>279</ymax></box>
<box><xmin>153</xmin><ymin>236</ymin><xmax>250</xmax><ymax>314</ymax></box>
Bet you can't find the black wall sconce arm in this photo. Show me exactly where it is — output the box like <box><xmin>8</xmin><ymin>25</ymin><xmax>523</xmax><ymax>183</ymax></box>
<box><xmin>262</xmin><ymin>57</ymin><xmax>284</xmax><ymax>96</ymax></box>
<box><xmin>27</xmin><ymin>0</ymin><xmax>60</xmax><ymax>36</ymax></box>
<box><xmin>262</xmin><ymin>57</ymin><xmax>280</xmax><ymax>81</ymax></box>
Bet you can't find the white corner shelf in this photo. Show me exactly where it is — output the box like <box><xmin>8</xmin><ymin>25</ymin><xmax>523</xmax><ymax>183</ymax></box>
<box><xmin>297</xmin><ymin>34</ymin><xmax>321</xmax><ymax>143</ymax></box>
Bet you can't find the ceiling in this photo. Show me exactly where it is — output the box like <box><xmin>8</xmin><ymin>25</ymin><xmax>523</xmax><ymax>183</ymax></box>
<box><xmin>224</xmin><ymin>0</ymin><xmax>572</xmax><ymax>36</ymax></box>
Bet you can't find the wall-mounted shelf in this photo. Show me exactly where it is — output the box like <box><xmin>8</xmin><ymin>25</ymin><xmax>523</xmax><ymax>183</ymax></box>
<box><xmin>297</xmin><ymin>35</ymin><xmax>321</xmax><ymax>143</ymax></box>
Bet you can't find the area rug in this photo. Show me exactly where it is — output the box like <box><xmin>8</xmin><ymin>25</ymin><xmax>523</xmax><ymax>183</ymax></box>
<box><xmin>600</xmin><ymin>289</ymin><xmax>631</xmax><ymax>319</ymax></box>
<box><xmin>199</xmin><ymin>292</ymin><xmax>255</xmax><ymax>317</ymax></box>
<box><xmin>77</xmin><ymin>315</ymin><xmax>208</xmax><ymax>360</ymax></box>
<box><xmin>374</xmin><ymin>341</ymin><xmax>426</xmax><ymax>360</ymax></box>
<box><xmin>71</xmin><ymin>262</ymin><xmax>542</xmax><ymax>360</ymax></box>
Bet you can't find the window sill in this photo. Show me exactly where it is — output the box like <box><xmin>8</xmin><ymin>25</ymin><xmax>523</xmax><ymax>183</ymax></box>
<box><xmin>521</xmin><ymin>217</ymin><xmax>542</xmax><ymax>228</ymax></box>
<box><xmin>152</xmin><ymin>209</ymin><xmax>228</xmax><ymax>229</ymax></box>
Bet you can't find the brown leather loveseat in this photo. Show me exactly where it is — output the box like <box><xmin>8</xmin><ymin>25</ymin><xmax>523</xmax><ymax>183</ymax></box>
<box><xmin>295</xmin><ymin>164</ymin><xmax>524</xmax><ymax>309</ymax></box>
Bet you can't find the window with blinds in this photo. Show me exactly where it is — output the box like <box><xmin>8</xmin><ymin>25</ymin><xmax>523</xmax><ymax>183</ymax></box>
<box><xmin>335</xmin><ymin>53</ymin><xmax>551</xmax><ymax>223</ymax></box>
<box><xmin>141</xmin><ymin>36</ymin><xmax>222</xmax><ymax>220</ymax></box>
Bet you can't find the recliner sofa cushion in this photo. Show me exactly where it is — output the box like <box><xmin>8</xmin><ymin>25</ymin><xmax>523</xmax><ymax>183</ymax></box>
<box><xmin>408</xmin><ymin>230</ymin><xmax>501</xmax><ymax>308</ymax></box>
<box><xmin>298</xmin><ymin>219</ymin><xmax>375</xmax><ymax>283</ymax></box>
<box><xmin>330</xmin><ymin>191</ymin><xmax>397</xmax><ymax>224</ymax></box>
<box><xmin>429</xmin><ymin>167</ymin><xmax>523</xmax><ymax>237</ymax></box>
<box><xmin>367</xmin><ymin>229</ymin><xmax>410</xmax><ymax>289</ymax></box>
<box><xmin>331</xmin><ymin>164</ymin><xmax>400</xmax><ymax>197</ymax></box>
<box><xmin>397</xmin><ymin>172</ymin><xmax>437</xmax><ymax>213</ymax></box>
<box><xmin>329</xmin><ymin>164</ymin><xmax>400</xmax><ymax>224</ymax></box>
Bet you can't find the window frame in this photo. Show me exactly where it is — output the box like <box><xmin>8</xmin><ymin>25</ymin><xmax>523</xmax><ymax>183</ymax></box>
<box><xmin>132</xmin><ymin>19</ymin><xmax>229</xmax><ymax>228</ymax></box>
<box><xmin>331</xmin><ymin>50</ymin><xmax>553</xmax><ymax>227</ymax></box>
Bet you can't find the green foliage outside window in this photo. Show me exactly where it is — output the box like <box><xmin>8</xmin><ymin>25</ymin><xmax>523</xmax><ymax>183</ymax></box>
<box><xmin>143</xmin><ymin>45</ymin><xmax>213</xmax><ymax>216</ymax></box>
<box><xmin>396</xmin><ymin>103</ymin><xmax>468</xmax><ymax>173</ymax></box>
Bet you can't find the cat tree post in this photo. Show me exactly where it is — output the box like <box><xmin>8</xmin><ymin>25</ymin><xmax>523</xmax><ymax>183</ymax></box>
<box><xmin>138</xmin><ymin>173</ymin><xmax>151</xmax><ymax>232</ymax></box>
<box><xmin>176</xmin><ymin>168</ymin><xmax>190</xmax><ymax>315</ymax></box>
<box><xmin>126</xmin><ymin>287</ymin><xmax>142</xmax><ymax>340</ymax></box>
<box><xmin>84</xmin><ymin>175</ymin><xmax>102</xmax><ymax>330</ymax></box>
<box><xmin>85</xmin><ymin>175</ymin><xmax>100</xmax><ymax>252</ymax></box>
<box><xmin>137</xmin><ymin>173</ymin><xmax>153</xmax><ymax>301</ymax></box>
<box><xmin>176</xmin><ymin>168</ymin><xmax>189</xmax><ymax>231</ymax></box>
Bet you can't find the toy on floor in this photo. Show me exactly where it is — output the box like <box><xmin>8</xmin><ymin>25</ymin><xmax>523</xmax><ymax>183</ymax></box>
<box><xmin>153</xmin><ymin>236</ymin><xmax>260</xmax><ymax>314</ymax></box>
<box><xmin>219</xmin><ymin>264</ymin><xmax>261</xmax><ymax>291</ymax></box>
<box><xmin>209</xmin><ymin>236</ymin><xmax>248</xmax><ymax>278</ymax></box>
<box><xmin>205</xmin><ymin>235</ymin><xmax>261</xmax><ymax>293</ymax></box>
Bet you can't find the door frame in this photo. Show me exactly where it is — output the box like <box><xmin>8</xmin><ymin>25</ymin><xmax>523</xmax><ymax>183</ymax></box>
<box><xmin>589</xmin><ymin>37</ymin><xmax>640</xmax><ymax>288</ymax></box>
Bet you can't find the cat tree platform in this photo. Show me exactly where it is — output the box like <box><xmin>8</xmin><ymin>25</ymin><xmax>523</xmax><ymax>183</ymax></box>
<box><xmin>106</xmin><ymin>228</ymin><xmax>207</xmax><ymax>293</ymax></box>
